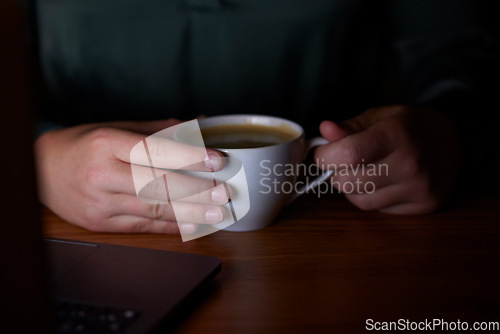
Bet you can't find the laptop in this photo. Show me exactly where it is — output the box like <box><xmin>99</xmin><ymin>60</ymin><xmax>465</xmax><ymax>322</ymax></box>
<box><xmin>0</xmin><ymin>1</ymin><xmax>221</xmax><ymax>333</ymax></box>
<box><xmin>45</xmin><ymin>238</ymin><xmax>221</xmax><ymax>333</ymax></box>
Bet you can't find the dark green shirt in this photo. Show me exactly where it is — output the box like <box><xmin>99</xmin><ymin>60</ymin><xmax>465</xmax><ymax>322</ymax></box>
<box><xmin>36</xmin><ymin>0</ymin><xmax>496</xmax><ymax>137</ymax></box>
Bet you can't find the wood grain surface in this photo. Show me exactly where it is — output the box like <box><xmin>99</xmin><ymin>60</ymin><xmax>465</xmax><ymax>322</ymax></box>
<box><xmin>43</xmin><ymin>190</ymin><xmax>500</xmax><ymax>333</ymax></box>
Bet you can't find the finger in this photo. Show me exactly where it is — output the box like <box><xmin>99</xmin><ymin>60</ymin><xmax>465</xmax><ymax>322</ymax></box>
<box><xmin>114</xmin><ymin>161</ymin><xmax>231</xmax><ymax>204</ymax></box>
<box><xmin>345</xmin><ymin>181</ymin><xmax>439</xmax><ymax>213</ymax></box>
<box><xmin>344</xmin><ymin>184</ymin><xmax>406</xmax><ymax>211</ymax></box>
<box><xmin>117</xmin><ymin>195</ymin><xmax>226</xmax><ymax>224</ymax></box>
<box><xmin>330</xmin><ymin>166</ymin><xmax>392</xmax><ymax>194</ymax></box>
<box><xmin>315</xmin><ymin>126</ymin><xmax>396</xmax><ymax>168</ymax></box>
<box><xmin>100</xmin><ymin>215</ymin><xmax>182</xmax><ymax>234</ymax></box>
<box><xmin>319</xmin><ymin>120</ymin><xmax>351</xmax><ymax>142</ymax></box>
<box><xmin>329</xmin><ymin>156</ymin><xmax>399</xmax><ymax>192</ymax></box>
<box><xmin>102</xmin><ymin>127</ymin><xmax>224</xmax><ymax>171</ymax></box>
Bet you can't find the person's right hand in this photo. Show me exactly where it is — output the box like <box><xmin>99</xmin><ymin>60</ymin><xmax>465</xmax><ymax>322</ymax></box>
<box><xmin>34</xmin><ymin>119</ymin><xmax>230</xmax><ymax>234</ymax></box>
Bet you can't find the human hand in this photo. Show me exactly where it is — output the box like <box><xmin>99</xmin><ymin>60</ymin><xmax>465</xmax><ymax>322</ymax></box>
<box><xmin>315</xmin><ymin>105</ymin><xmax>461</xmax><ymax>214</ymax></box>
<box><xmin>35</xmin><ymin>119</ymin><xmax>229</xmax><ymax>234</ymax></box>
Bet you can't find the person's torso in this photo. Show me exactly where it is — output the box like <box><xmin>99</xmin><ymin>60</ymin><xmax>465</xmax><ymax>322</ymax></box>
<box><xmin>37</xmin><ymin>0</ymin><xmax>390</xmax><ymax>133</ymax></box>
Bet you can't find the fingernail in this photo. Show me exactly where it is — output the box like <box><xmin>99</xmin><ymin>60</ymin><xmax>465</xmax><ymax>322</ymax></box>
<box><xmin>180</xmin><ymin>224</ymin><xmax>196</xmax><ymax>234</ymax></box>
<box><xmin>204</xmin><ymin>152</ymin><xmax>221</xmax><ymax>171</ymax></box>
<box><xmin>205</xmin><ymin>208</ymin><xmax>223</xmax><ymax>223</ymax></box>
<box><xmin>211</xmin><ymin>186</ymin><xmax>228</xmax><ymax>204</ymax></box>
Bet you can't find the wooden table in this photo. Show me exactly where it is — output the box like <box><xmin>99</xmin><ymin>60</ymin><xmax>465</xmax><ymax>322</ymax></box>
<box><xmin>43</xmin><ymin>190</ymin><xmax>500</xmax><ymax>333</ymax></box>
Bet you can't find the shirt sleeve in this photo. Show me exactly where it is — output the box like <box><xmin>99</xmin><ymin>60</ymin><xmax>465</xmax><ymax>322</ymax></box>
<box><xmin>36</xmin><ymin>120</ymin><xmax>63</xmax><ymax>139</ymax></box>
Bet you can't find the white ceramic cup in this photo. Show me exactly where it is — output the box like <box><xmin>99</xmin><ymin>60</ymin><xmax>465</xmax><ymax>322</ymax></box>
<box><xmin>177</xmin><ymin>114</ymin><xmax>333</xmax><ymax>232</ymax></box>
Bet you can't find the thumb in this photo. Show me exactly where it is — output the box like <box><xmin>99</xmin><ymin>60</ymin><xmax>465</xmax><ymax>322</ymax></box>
<box><xmin>319</xmin><ymin>120</ymin><xmax>351</xmax><ymax>142</ymax></box>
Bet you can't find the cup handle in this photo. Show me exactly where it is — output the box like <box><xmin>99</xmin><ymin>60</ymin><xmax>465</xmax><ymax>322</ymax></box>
<box><xmin>288</xmin><ymin>137</ymin><xmax>334</xmax><ymax>203</ymax></box>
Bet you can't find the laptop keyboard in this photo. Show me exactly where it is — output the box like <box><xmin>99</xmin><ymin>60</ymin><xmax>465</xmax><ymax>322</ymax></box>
<box><xmin>52</xmin><ymin>299</ymin><xmax>140</xmax><ymax>333</ymax></box>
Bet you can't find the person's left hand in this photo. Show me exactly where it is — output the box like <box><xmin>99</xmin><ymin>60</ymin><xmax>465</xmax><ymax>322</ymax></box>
<box><xmin>315</xmin><ymin>105</ymin><xmax>462</xmax><ymax>214</ymax></box>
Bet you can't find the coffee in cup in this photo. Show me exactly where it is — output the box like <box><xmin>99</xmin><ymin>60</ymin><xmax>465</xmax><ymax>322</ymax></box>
<box><xmin>201</xmin><ymin>123</ymin><xmax>299</xmax><ymax>149</ymax></box>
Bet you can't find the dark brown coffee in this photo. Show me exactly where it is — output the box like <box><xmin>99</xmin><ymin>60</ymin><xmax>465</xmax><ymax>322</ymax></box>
<box><xmin>201</xmin><ymin>123</ymin><xmax>299</xmax><ymax>149</ymax></box>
